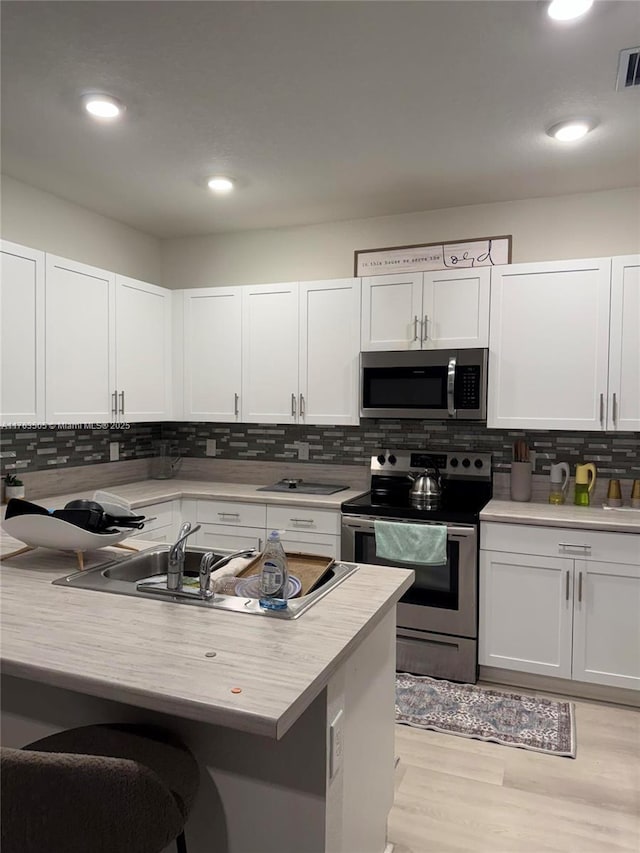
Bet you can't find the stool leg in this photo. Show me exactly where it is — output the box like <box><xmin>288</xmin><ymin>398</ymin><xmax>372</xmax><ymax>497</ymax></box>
<box><xmin>176</xmin><ymin>831</ymin><xmax>188</xmax><ymax>853</ymax></box>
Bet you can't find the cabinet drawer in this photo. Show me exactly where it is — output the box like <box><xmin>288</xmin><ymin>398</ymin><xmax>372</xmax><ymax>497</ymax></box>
<box><xmin>137</xmin><ymin>500</ymin><xmax>176</xmax><ymax>533</ymax></box>
<box><xmin>196</xmin><ymin>523</ymin><xmax>264</xmax><ymax>552</ymax></box>
<box><xmin>196</xmin><ymin>500</ymin><xmax>266</xmax><ymax>529</ymax></box>
<box><xmin>280</xmin><ymin>532</ymin><xmax>339</xmax><ymax>559</ymax></box>
<box><xmin>482</xmin><ymin>522</ymin><xmax>640</xmax><ymax>566</ymax></box>
<box><xmin>266</xmin><ymin>505</ymin><xmax>340</xmax><ymax>536</ymax></box>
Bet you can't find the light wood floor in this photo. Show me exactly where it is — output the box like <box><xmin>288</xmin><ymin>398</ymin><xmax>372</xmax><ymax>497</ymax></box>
<box><xmin>388</xmin><ymin>682</ymin><xmax>640</xmax><ymax>853</ymax></box>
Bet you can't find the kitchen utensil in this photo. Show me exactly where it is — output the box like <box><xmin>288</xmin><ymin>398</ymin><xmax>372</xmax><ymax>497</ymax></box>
<box><xmin>574</xmin><ymin>463</ymin><xmax>596</xmax><ymax>507</ymax></box>
<box><xmin>548</xmin><ymin>462</ymin><xmax>570</xmax><ymax>505</ymax></box>
<box><xmin>61</xmin><ymin>500</ymin><xmax>146</xmax><ymax>532</ymax></box>
<box><xmin>409</xmin><ymin>467</ymin><xmax>442</xmax><ymax>510</ymax></box>
<box><xmin>510</xmin><ymin>461</ymin><xmax>532</xmax><ymax>502</ymax></box>
<box><xmin>606</xmin><ymin>479</ymin><xmax>622</xmax><ymax>507</ymax></box>
<box><xmin>150</xmin><ymin>441</ymin><xmax>182</xmax><ymax>480</ymax></box>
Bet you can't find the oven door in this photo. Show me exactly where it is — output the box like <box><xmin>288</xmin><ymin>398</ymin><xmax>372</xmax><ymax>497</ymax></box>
<box><xmin>341</xmin><ymin>515</ymin><xmax>477</xmax><ymax>638</ymax></box>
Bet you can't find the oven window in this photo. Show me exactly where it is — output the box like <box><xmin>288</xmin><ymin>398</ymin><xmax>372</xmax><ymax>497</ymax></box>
<box><xmin>362</xmin><ymin>366</ymin><xmax>447</xmax><ymax>410</ymax></box>
<box><xmin>354</xmin><ymin>532</ymin><xmax>459</xmax><ymax>610</ymax></box>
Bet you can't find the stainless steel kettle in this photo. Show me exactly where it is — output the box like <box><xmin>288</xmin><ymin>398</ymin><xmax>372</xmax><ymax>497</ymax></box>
<box><xmin>409</xmin><ymin>467</ymin><xmax>442</xmax><ymax>509</ymax></box>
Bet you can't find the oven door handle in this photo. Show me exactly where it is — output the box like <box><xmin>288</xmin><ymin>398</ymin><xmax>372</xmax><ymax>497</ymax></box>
<box><xmin>341</xmin><ymin>517</ymin><xmax>475</xmax><ymax>538</ymax></box>
<box><xmin>447</xmin><ymin>354</ymin><xmax>457</xmax><ymax>417</ymax></box>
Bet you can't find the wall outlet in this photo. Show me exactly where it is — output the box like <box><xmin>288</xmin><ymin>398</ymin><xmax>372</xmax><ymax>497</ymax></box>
<box><xmin>297</xmin><ymin>441</ymin><xmax>310</xmax><ymax>461</ymax></box>
<box><xmin>109</xmin><ymin>441</ymin><xmax>119</xmax><ymax>462</ymax></box>
<box><xmin>206</xmin><ymin>439</ymin><xmax>217</xmax><ymax>457</ymax></box>
<box><xmin>329</xmin><ymin>708</ymin><xmax>344</xmax><ymax>780</ymax></box>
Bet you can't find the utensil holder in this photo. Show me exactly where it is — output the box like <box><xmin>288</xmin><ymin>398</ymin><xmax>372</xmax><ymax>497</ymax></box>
<box><xmin>510</xmin><ymin>462</ymin><xmax>532</xmax><ymax>502</ymax></box>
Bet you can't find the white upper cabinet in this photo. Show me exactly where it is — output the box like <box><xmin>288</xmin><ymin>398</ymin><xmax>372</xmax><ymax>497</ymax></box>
<box><xmin>242</xmin><ymin>283</ymin><xmax>299</xmax><ymax>423</ymax></box>
<box><xmin>0</xmin><ymin>241</ymin><xmax>45</xmax><ymax>425</ymax></box>
<box><xmin>298</xmin><ymin>278</ymin><xmax>361</xmax><ymax>426</ymax></box>
<box><xmin>488</xmin><ymin>257</ymin><xmax>612</xmax><ymax>430</ymax></box>
<box><xmin>182</xmin><ymin>288</ymin><xmax>242</xmax><ymax>422</ymax></box>
<box><xmin>361</xmin><ymin>269</ymin><xmax>490</xmax><ymax>351</ymax></box>
<box><xmin>608</xmin><ymin>255</ymin><xmax>640</xmax><ymax>432</ymax></box>
<box><xmin>45</xmin><ymin>254</ymin><xmax>116</xmax><ymax>424</ymax></box>
<box><xmin>421</xmin><ymin>267</ymin><xmax>490</xmax><ymax>348</ymax></box>
<box><xmin>361</xmin><ymin>273</ymin><xmax>423</xmax><ymax>351</ymax></box>
<box><xmin>115</xmin><ymin>275</ymin><xmax>172</xmax><ymax>422</ymax></box>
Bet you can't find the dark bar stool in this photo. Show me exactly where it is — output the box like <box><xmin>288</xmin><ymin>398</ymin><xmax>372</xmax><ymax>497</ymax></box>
<box><xmin>1</xmin><ymin>723</ymin><xmax>200</xmax><ymax>853</ymax></box>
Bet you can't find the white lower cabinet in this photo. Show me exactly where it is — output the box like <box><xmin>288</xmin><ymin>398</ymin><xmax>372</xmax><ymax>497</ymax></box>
<box><xmin>129</xmin><ymin>500</ymin><xmax>179</xmax><ymax>543</ymax></box>
<box><xmin>480</xmin><ymin>522</ymin><xmax>640</xmax><ymax>691</ymax></box>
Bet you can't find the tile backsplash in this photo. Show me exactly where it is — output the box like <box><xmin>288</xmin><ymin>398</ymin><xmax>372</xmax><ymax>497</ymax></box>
<box><xmin>2</xmin><ymin>421</ymin><xmax>638</xmax><ymax>479</ymax></box>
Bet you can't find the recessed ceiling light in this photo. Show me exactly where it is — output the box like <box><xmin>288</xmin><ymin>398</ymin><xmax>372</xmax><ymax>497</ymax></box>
<box><xmin>82</xmin><ymin>94</ymin><xmax>124</xmax><ymax>120</ymax></box>
<box><xmin>547</xmin><ymin>119</ymin><xmax>594</xmax><ymax>142</ymax></box>
<box><xmin>207</xmin><ymin>176</ymin><xmax>235</xmax><ymax>194</ymax></box>
<box><xmin>547</xmin><ymin>0</ymin><xmax>593</xmax><ymax>21</ymax></box>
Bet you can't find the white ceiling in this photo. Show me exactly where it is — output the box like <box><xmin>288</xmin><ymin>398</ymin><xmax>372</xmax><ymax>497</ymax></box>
<box><xmin>1</xmin><ymin>1</ymin><xmax>639</xmax><ymax>238</ymax></box>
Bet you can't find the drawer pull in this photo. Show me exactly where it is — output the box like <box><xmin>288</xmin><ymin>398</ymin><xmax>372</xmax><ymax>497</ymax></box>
<box><xmin>217</xmin><ymin>512</ymin><xmax>240</xmax><ymax>519</ymax></box>
<box><xmin>559</xmin><ymin>543</ymin><xmax>591</xmax><ymax>553</ymax></box>
<box><xmin>290</xmin><ymin>517</ymin><xmax>314</xmax><ymax>525</ymax></box>
<box><xmin>565</xmin><ymin>570</ymin><xmax>570</xmax><ymax>601</ymax></box>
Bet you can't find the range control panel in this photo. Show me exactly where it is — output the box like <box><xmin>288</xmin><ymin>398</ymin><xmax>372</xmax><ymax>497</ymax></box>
<box><xmin>371</xmin><ymin>450</ymin><xmax>492</xmax><ymax>480</ymax></box>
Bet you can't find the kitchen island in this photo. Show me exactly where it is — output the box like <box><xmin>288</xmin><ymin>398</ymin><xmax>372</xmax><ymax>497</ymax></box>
<box><xmin>1</xmin><ymin>535</ymin><xmax>413</xmax><ymax>853</ymax></box>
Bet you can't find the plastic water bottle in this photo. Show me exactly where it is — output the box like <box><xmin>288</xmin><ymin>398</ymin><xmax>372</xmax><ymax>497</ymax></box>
<box><xmin>259</xmin><ymin>530</ymin><xmax>289</xmax><ymax>610</ymax></box>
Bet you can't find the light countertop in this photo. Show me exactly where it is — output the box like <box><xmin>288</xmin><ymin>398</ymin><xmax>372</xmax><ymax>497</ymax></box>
<box><xmin>23</xmin><ymin>479</ymin><xmax>367</xmax><ymax>512</ymax></box>
<box><xmin>481</xmin><ymin>499</ymin><xmax>640</xmax><ymax>534</ymax></box>
<box><xmin>0</xmin><ymin>534</ymin><xmax>412</xmax><ymax>739</ymax></box>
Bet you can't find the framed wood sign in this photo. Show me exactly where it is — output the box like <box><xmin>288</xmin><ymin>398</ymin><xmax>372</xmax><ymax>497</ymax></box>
<box><xmin>354</xmin><ymin>235</ymin><xmax>512</xmax><ymax>277</ymax></box>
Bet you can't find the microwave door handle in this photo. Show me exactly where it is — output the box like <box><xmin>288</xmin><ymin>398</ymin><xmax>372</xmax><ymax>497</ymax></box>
<box><xmin>447</xmin><ymin>355</ymin><xmax>457</xmax><ymax>417</ymax></box>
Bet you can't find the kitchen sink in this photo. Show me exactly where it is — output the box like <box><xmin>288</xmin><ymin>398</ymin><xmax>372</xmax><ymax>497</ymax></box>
<box><xmin>53</xmin><ymin>545</ymin><xmax>358</xmax><ymax>619</ymax></box>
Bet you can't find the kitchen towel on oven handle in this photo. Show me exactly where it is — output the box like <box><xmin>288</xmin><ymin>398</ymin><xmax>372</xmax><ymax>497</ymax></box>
<box><xmin>374</xmin><ymin>519</ymin><xmax>447</xmax><ymax>565</ymax></box>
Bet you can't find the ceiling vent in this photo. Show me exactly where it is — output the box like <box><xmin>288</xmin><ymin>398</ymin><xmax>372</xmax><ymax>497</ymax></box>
<box><xmin>616</xmin><ymin>47</ymin><xmax>640</xmax><ymax>91</ymax></box>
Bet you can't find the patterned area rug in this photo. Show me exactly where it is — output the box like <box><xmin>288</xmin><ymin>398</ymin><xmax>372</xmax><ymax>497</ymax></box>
<box><xmin>396</xmin><ymin>673</ymin><xmax>576</xmax><ymax>757</ymax></box>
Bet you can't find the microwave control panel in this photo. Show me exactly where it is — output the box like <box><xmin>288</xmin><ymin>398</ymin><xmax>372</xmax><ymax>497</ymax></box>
<box><xmin>454</xmin><ymin>365</ymin><xmax>481</xmax><ymax>409</ymax></box>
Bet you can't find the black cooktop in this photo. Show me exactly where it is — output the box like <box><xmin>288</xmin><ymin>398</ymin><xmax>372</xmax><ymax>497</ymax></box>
<box><xmin>341</xmin><ymin>483</ymin><xmax>491</xmax><ymax>526</ymax></box>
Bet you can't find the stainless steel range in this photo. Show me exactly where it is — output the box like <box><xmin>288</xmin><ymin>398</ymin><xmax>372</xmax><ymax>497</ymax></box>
<box><xmin>341</xmin><ymin>449</ymin><xmax>492</xmax><ymax>683</ymax></box>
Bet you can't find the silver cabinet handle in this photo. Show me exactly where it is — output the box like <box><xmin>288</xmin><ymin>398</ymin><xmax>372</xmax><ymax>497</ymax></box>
<box><xmin>217</xmin><ymin>511</ymin><xmax>240</xmax><ymax>519</ymax></box>
<box><xmin>447</xmin><ymin>354</ymin><xmax>457</xmax><ymax>417</ymax></box>
<box><xmin>565</xmin><ymin>570</ymin><xmax>570</xmax><ymax>601</ymax></box>
<box><xmin>578</xmin><ymin>571</ymin><xmax>583</xmax><ymax>603</ymax></box>
<box><xmin>119</xmin><ymin>391</ymin><xmax>125</xmax><ymax>415</ymax></box>
<box><xmin>234</xmin><ymin>393</ymin><xmax>239</xmax><ymax>417</ymax></box>
<box><xmin>299</xmin><ymin>394</ymin><xmax>305</xmax><ymax>417</ymax></box>
<box><xmin>257</xmin><ymin>537</ymin><xmax>263</xmax><ymax>551</ymax></box>
<box><xmin>559</xmin><ymin>543</ymin><xmax>591</xmax><ymax>553</ymax></box>
<box><xmin>612</xmin><ymin>392</ymin><xmax>617</xmax><ymax>425</ymax></box>
<box><xmin>413</xmin><ymin>316</ymin><xmax>419</xmax><ymax>341</ymax></box>
<box><xmin>290</xmin><ymin>517</ymin><xmax>314</xmax><ymax>525</ymax></box>
<box><xmin>600</xmin><ymin>393</ymin><xmax>604</xmax><ymax>426</ymax></box>
<box><xmin>423</xmin><ymin>314</ymin><xmax>429</xmax><ymax>341</ymax></box>
<box><xmin>291</xmin><ymin>393</ymin><xmax>297</xmax><ymax>417</ymax></box>
<box><xmin>111</xmin><ymin>391</ymin><xmax>118</xmax><ymax>416</ymax></box>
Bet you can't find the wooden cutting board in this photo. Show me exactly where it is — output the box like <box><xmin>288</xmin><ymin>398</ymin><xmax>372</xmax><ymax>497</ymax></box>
<box><xmin>237</xmin><ymin>551</ymin><xmax>334</xmax><ymax>596</ymax></box>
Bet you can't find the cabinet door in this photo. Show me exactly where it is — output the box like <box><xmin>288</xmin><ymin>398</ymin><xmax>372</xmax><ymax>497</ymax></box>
<box><xmin>572</xmin><ymin>559</ymin><xmax>640</xmax><ymax>690</ymax></box>
<box><xmin>361</xmin><ymin>274</ymin><xmax>423</xmax><ymax>351</ymax></box>
<box><xmin>45</xmin><ymin>255</ymin><xmax>116</xmax><ymax>424</ymax></box>
<box><xmin>488</xmin><ymin>258</ymin><xmax>612</xmax><ymax>430</ymax></box>
<box><xmin>421</xmin><ymin>267</ymin><xmax>490</xmax><ymax>349</ymax></box>
<box><xmin>115</xmin><ymin>276</ymin><xmax>172</xmax><ymax>422</ymax></box>
<box><xmin>183</xmin><ymin>288</ymin><xmax>242</xmax><ymax>421</ymax></box>
<box><xmin>299</xmin><ymin>278</ymin><xmax>360</xmax><ymax>425</ymax></box>
<box><xmin>0</xmin><ymin>241</ymin><xmax>45</xmax><ymax>424</ymax></box>
<box><xmin>608</xmin><ymin>255</ymin><xmax>640</xmax><ymax>431</ymax></box>
<box><xmin>241</xmin><ymin>283</ymin><xmax>299</xmax><ymax>423</ymax></box>
<box><xmin>479</xmin><ymin>550</ymin><xmax>573</xmax><ymax>678</ymax></box>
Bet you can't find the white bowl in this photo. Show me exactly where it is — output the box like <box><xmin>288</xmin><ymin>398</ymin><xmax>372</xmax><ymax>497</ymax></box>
<box><xmin>2</xmin><ymin>514</ymin><xmax>135</xmax><ymax>552</ymax></box>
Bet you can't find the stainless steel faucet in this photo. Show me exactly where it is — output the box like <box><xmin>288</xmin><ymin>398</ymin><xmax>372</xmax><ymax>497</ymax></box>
<box><xmin>167</xmin><ymin>521</ymin><xmax>201</xmax><ymax>590</ymax></box>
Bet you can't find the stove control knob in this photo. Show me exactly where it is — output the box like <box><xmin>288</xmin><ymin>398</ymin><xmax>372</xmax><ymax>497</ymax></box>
<box><xmin>474</xmin><ymin>458</ymin><xmax>484</xmax><ymax>469</ymax></box>
<box><xmin>450</xmin><ymin>457</ymin><xmax>459</xmax><ymax>468</ymax></box>
<box><xmin>462</xmin><ymin>457</ymin><xmax>471</xmax><ymax>468</ymax></box>
<box><xmin>377</xmin><ymin>454</ymin><xmax>386</xmax><ymax>465</ymax></box>
<box><xmin>388</xmin><ymin>454</ymin><xmax>397</xmax><ymax>465</ymax></box>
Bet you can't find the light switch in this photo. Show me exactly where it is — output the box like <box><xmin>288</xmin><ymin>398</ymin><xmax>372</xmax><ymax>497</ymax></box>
<box><xmin>297</xmin><ymin>441</ymin><xmax>310</xmax><ymax>461</ymax></box>
<box><xmin>109</xmin><ymin>442</ymin><xmax>119</xmax><ymax>462</ymax></box>
<box><xmin>329</xmin><ymin>708</ymin><xmax>344</xmax><ymax>779</ymax></box>
<box><xmin>206</xmin><ymin>439</ymin><xmax>217</xmax><ymax>457</ymax></box>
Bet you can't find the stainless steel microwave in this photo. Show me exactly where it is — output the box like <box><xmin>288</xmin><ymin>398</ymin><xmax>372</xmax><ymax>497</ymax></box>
<box><xmin>360</xmin><ymin>348</ymin><xmax>488</xmax><ymax>420</ymax></box>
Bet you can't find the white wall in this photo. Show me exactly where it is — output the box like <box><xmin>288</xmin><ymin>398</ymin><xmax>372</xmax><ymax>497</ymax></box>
<box><xmin>161</xmin><ymin>187</ymin><xmax>640</xmax><ymax>289</ymax></box>
<box><xmin>0</xmin><ymin>175</ymin><xmax>161</xmax><ymax>283</ymax></box>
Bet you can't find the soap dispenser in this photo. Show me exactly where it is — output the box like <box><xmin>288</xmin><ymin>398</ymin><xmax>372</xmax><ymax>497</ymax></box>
<box><xmin>548</xmin><ymin>462</ymin><xmax>570</xmax><ymax>505</ymax></box>
<box><xmin>574</xmin><ymin>463</ymin><xmax>596</xmax><ymax>507</ymax></box>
